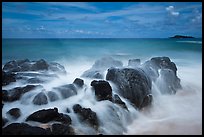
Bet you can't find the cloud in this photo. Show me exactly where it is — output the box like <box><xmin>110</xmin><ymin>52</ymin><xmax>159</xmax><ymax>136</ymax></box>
<box><xmin>166</xmin><ymin>6</ymin><xmax>179</xmax><ymax>16</ymax></box>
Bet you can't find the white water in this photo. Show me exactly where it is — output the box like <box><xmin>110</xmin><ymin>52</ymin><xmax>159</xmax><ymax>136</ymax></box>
<box><xmin>124</xmin><ymin>64</ymin><xmax>202</xmax><ymax>135</ymax></box>
<box><xmin>2</xmin><ymin>58</ymin><xmax>202</xmax><ymax>135</ymax></box>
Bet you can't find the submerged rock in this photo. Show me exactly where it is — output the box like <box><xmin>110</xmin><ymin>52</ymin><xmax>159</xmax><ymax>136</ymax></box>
<box><xmin>128</xmin><ymin>59</ymin><xmax>141</xmax><ymax>67</ymax></box>
<box><xmin>2</xmin><ymin>85</ymin><xmax>40</xmax><ymax>102</ymax></box>
<box><xmin>27</xmin><ymin>78</ymin><xmax>45</xmax><ymax>84</ymax></box>
<box><xmin>2</xmin><ymin>123</ymin><xmax>50</xmax><ymax>135</ymax></box>
<box><xmin>113</xmin><ymin>94</ymin><xmax>128</xmax><ymax>110</ymax></box>
<box><xmin>81</xmin><ymin>57</ymin><xmax>123</xmax><ymax>79</ymax></box>
<box><xmin>26</xmin><ymin>107</ymin><xmax>71</xmax><ymax>125</ymax></box>
<box><xmin>7</xmin><ymin>108</ymin><xmax>21</xmax><ymax>119</ymax></box>
<box><xmin>48</xmin><ymin>62</ymin><xmax>67</xmax><ymax>74</ymax></box>
<box><xmin>2</xmin><ymin>70</ymin><xmax>16</xmax><ymax>86</ymax></box>
<box><xmin>106</xmin><ymin>68</ymin><xmax>152</xmax><ymax>109</ymax></box>
<box><xmin>91</xmin><ymin>80</ymin><xmax>112</xmax><ymax>101</ymax></box>
<box><xmin>73</xmin><ymin>78</ymin><xmax>84</xmax><ymax>88</ymax></box>
<box><xmin>3</xmin><ymin>59</ymin><xmax>66</xmax><ymax>74</ymax></box>
<box><xmin>53</xmin><ymin>84</ymin><xmax>77</xmax><ymax>99</ymax></box>
<box><xmin>32</xmin><ymin>92</ymin><xmax>48</xmax><ymax>105</ymax></box>
<box><xmin>81</xmin><ymin>70</ymin><xmax>104</xmax><ymax>79</ymax></box>
<box><xmin>30</xmin><ymin>59</ymin><xmax>49</xmax><ymax>71</ymax></box>
<box><xmin>92</xmin><ymin>57</ymin><xmax>123</xmax><ymax>70</ymax></box>
<box><xmin>47</xmin><ymin>91</ymin><xmax>59</xmax><ymax>102</ymax></box>
<box><xmin>73</xmin><ymin>104</ymin><xmax>99</xmax><ymax>129</ymax></box>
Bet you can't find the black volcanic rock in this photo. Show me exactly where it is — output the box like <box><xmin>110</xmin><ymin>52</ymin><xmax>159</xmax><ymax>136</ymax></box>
<box><xmin>32</xmin><ymin>92</ymin><xmax>48</xmax><ymax>105</ymax></box>
<box><xmin>106</xmin><ymin>68</ymin><xmax>152</xmax><ymax>109</ymax></box>
<box><xmin>7</xmin><ymin>108</ymin><xmax>21</xmax><ymax>119</ymax></box>
<box><xmin>26</xmin><ymin>108</ymin><xmax>71</xmax><ymax>125</ymax></box>
<box><xmin>2</xmin><ymin>85</ymin><xmax>40</xmax><ymax>102</ymax></box>
<box><xmin>73</xmin><ymin>104</ymin><xmax>99</xmax><ymax>129</ymax></box>
<box><xmin>2</xmin><ymin>123</ymin><xmax>50</xmax><ymax>135</ymax></box>
<box><xmin>51</xmin><ymin>123</ymin><xmax>75</xmax><ymax>135</ymax></box>
<box><xmin>91</xmin><ymin>80</ymin><xmax>112</xmax><ymax>101</ymax></box>
<box><xmin>26</xmin><ymin>108</ymin><xmax>59</xmax><ymax>123</ymax></box>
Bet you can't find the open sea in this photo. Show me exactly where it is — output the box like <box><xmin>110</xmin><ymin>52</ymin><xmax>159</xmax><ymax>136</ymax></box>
<box><xmin>2</xmin><ymin>38</ymin><xmax>202</xmax><ymax>135</ymax></box>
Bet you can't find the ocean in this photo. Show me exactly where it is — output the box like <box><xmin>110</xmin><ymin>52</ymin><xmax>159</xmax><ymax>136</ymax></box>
<box><xmin>2</xmin><ymin>38</ymin><xmax>202</xmax><ymax>135</ymax></box>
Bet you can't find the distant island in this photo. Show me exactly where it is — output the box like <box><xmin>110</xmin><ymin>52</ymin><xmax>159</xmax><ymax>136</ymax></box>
<box><xmin>169</xmin><ymin>35</ymin><xmax>195</xmax><ymax>39</ymax></box>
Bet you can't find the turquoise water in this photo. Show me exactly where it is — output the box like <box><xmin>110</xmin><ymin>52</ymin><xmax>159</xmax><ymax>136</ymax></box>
<box><xmin>2</xmin><ymin>38</ymin><xmax>202</xmax><ymax>66</ymax></box>
<box><xmin>2</xmin><ymin>38</ymin><xmax>202</xmax><ymax>134</ymax></box>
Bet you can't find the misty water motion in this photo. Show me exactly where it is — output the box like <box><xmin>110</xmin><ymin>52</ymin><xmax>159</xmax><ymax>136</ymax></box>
<box><xmin>2</xmin><ymin>38</ymin><xmax>202</xmax><ymax>135</ymax></box>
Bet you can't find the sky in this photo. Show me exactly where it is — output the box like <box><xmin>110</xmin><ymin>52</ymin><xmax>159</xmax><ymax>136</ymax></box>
<box><xmin>2</xmin><ymin>2</ymin><xmax>202</xmax><ymax>38</ymax></box>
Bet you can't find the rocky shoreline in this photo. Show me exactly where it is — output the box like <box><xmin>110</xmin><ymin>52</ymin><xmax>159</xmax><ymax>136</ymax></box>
<box><xmin>2</xmin><ymin>57</ymin><xmax>182</xmax><ymax>135</ymax></box>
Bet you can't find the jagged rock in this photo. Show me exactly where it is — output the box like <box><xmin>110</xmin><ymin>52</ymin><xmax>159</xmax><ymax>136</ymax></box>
<box><xmin>128</xmin><ymin>59</ymin><xmax>141</xmax><ymax>67</ymax></box>
<box><xmin>2</xmin><ymin>123</ymin><xmax>51</xmax><ymax>135</ymax></box>
<box><xmin>32</xmin><ymin>92</ymin><xmax>48</xmax><ymax>105</ymax></box>
<box><xmin>113</xmin><ymin>94</ymin><xmax>128</xmax><ymax>110</ymax></box>
<box><xmin>2</xmin><ymin>70</ymin><xmax>16</xmax><ymax>86</ymax></box>
<box><xmin>51</xmin><ymin>123</ymin><xmax>75</xmax><ymax>135</ymax></box>
<box><xmin>53</xmin><ymin>84</ymin><xmax>77</xmax><ymax>99</ymax></box>
<box><xmin>142</xmin><ymin>56</ymin><xmax>181</xmax><ymax>94</ymax></box>
<box><xmin>2</xmin><ymin>85</ymin><xmax>40</xmax><ymax>102</ymax></box>
<box><xmin>73</xmin><ymin>78</ymin><xmax>84</xmax><ymax>88</ymax></box>
<box><xmin>156</xmin><ymin>69</ymin><xmax>181</xmax><ymax>94</ymax></box>
<box><xmin>106</xmin><ymin>68</ymin><xmax>152</xmax><ymax>109</ymax></box>
<box><xmin>91</xmin><ymin>80</ymin><xmax>112</xmax><ymax>101</ymax></box>
<box><xmin>7</xmin><ymin>108</ymin><xmax>21</xmax><ymax>119</ymax></box>
<box><xmin>26</xmin><ymin>108</ymin><xmax>71</xmax><ymax>125</ymax></box>
<box><xmin>54</xmin><ymin>113</ymin><xmax>72</xmax><ymax>125</ymax></box>
<box><xmin>47</xmin><ymin>91</ymin><xmax>59</xmax><ymax>102</ymax></box>
<box><xmin>73</xmin><ymin>104</ymin><xmax>99</xmax><ymax>129</ymax></box>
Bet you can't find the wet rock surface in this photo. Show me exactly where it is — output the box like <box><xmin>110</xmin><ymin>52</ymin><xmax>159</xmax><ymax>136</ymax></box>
<box><xmin>2</xmin><ymin>123</ymin><xmax>51</xmax><ymax>135</ymax></box>
<box><xmin>106</xmin><ymin>68</ymin><xmax>152</xmax><ymax>109</ymax></box>
<box><xmin>53</xmin><ymin>84</ymin><xmax>77</xmax><ymax>99</ymax></box>
<box><xmin>73</xmin><ymin>78</ymin><xmax>84</xmax><ymax>88</ymax></box>
<box><xmin>73</xmin><ymin>104</ymin><xmax>99</xmax><ymax>129</ymax></box>
<box><xmin>26</xmin><ymin>107</ymin><xmax>72</xmax><ymax>125</ymax></box>
<box><xmin>32</xmin><ymin>91</ymin><xmax>48</xmax><ymax>105</ymax></box>
<box><xmin>7</xmin><ymin>108</ymin><xmax>21</xmax><ymax>119</ymax></box>
<box><xmin>2</xmin><ymin>70</ymin><xmax>16</xmax><ymax>86</ymax></box>
<box><xmin>2</xmin><ymin>85</ymin><xmax>40</xmax><ymax>102</ymax></box>
<box><xmin>91</xmin><ymin>80</ymin><xmax>112</xmax><ymax>101</ymax></box>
